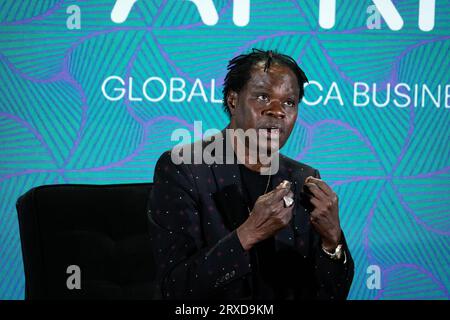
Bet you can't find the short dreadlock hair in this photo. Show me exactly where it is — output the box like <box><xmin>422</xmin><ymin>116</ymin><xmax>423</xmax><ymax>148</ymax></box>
<box><xmin>222</xmin><ymin>48</ymin><xmax>309</xmax><ymax>117</ymax></box>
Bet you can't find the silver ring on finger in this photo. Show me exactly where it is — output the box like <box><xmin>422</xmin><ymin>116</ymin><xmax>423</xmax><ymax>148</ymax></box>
<box><xmin>283</xmin><ymin>195</ymin><xmax>294</xmax><ymax>208</ymax></box>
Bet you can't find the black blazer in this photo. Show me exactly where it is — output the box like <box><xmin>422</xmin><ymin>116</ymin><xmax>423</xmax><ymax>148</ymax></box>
<box><xmin>148</xmin><ymin>131</ymin><xmax>354</xmax><ymax>300</ymax></box>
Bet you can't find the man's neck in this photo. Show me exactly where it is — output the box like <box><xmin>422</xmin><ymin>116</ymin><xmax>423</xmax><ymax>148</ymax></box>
<box><xmin>226</xmin><ymin>122</ymin><xmax>276</xmax><ymax>174</ymax></box>
<box><xmin>241</xmin><ymin>159</ymin><xmax>265</xmax><ymax>173</ymax></box>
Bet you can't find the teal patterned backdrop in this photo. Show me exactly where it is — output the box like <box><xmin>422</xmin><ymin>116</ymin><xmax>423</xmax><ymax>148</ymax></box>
<box><xmin>0</xmin><ymin>0</ymin><xmax>449</xmax><ymax>300</ymax></box>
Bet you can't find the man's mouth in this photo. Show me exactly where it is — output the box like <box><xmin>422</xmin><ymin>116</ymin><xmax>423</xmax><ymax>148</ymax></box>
<box><xmin>258</xmin><ymin>126</ymin><xmax>282</xmax><ymax>138</ymax></box>
<box><xmin>260</xmin><ymin>124</ymin><xmax>282</xmax><ymax>131</ymax></box>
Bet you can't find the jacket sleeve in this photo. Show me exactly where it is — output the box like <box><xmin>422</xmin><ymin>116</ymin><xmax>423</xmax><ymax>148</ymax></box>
<box><xmin>147</xmin><ymin>151</ymin><xmax>252</xmax><ymax>299</ymax></box>
<box><xmin>310</xmin><ymin>169</ymin><xmax>354</xmax><ymax>300</ymax></box>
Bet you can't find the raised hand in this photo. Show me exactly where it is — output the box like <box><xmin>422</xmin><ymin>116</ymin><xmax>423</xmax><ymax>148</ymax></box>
<box><xmin>304</xmin><ymin>176</ymin><xmax>342</xmax><ymax>251</ymax></box>
<box><xmin>237</xmin><ymin>180</ymin><xmax>294</xmax><ymax>251</ymax></box>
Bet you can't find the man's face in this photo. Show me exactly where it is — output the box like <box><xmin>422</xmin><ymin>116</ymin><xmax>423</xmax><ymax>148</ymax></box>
<box><xmin>228</xmin><ymin>62</ymin><xmax>300</xmax><ymax>150</ymax></box>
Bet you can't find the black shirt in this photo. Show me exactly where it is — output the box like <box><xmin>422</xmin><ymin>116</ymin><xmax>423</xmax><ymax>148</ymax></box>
<box><xmin>238</xmin><ymin>164</ymin><xmax>280</xmax><ymax>299</ymax></box>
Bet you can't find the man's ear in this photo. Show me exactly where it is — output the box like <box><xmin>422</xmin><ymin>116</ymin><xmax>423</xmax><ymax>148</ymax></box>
<box><xmin>227</xmin><ymin>91</ymin><xmax>238</xmax><ymax>116</ymax></box>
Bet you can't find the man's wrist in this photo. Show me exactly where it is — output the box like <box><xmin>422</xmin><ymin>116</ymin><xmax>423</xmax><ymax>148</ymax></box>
<box><xmin>321</xmin><ymin>243</ymin><xmax>346</xmax><ymax>263</ymax></box>
<box><xmin>321</xmin><ymin>230</ymin><xmax>342</xmax><ymax>251</ymax></box>
<box><xmin>321</xmin><ymin>240</ymin><xmax>339</xmax><ymax>252</ymax></box>
<box><xmin>236</xmin><ymin>226</ymin><xmax>254</xmax><ymax>251</ymax></box>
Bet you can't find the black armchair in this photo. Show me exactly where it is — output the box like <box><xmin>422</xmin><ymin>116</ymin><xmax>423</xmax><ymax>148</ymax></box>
<box><xmin>15</xmin><ymin>183</ymin><xmax>156</xmax><ymax>299</ymax></box>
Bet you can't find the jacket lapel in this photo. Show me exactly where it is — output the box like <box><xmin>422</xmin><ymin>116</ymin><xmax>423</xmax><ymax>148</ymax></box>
<box><xmin>208</xmin><ymin>130</ymin><xmax>249</xmax><ymax>231</ymax></box>
<box><xmin>211</xmin><ymin>163</ymin><xmax>248</xmax><ymax>231</ymax></box>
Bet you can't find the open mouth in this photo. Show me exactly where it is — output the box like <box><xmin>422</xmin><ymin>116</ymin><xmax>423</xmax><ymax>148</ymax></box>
<box><xmin>259</xmin><ymin>126</ymin><xmax>281</xmax><ymax>139</ymax></box>
<box><xmin>267</xmin><ymin>127</ymin><xmax>280</xmax><ymax>133</ymax></box>
<box><xmin>260</xmin><ymin>125</ymin><xmax>281</xmax><ymax>133</ymax></box>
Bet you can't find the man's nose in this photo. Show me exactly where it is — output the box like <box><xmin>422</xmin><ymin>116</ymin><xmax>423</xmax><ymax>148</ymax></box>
<box><xmin>264</xmin><ymin>100</ymin><xmax>285</xmax><ymax>119</ymax></box>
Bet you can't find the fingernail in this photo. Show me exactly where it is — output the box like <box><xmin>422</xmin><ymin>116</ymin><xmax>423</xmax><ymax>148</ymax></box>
<box><xmin>279</xmin><ymin>180</ymin><xmax>291</xmax><ymax>189</ymax></box>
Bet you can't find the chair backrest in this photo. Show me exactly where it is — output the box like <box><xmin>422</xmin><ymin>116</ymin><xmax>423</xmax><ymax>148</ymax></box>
<box><xmin>16</xmin><ymin>183</ymin><xmax>156</xmax><ymax>299</ymax></box>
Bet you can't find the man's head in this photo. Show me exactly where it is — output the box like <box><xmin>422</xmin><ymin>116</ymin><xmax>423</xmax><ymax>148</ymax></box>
<box><xmin>223</xmin><ymin>49</ymin><xmax>308</xmax><ymax>150</ymax></box>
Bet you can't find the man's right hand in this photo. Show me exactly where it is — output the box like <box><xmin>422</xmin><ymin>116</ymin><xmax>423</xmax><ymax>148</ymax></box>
<box><xmin>236</xmin><ymin>180</ymin><xmax>294</xmax><ymax>251</ymax></box>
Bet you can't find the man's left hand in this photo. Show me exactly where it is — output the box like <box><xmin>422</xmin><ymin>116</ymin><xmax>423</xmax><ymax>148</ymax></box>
<box><xmin>304</xmin><ymin>176</ymin><xmax>342</xmax><ymax>251</ymax></box>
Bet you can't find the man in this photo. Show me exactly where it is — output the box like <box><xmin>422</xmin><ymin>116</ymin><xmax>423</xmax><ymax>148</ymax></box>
<box><xmin>148</xmin><ymin>49</ymin><xmax>354</xmax><ymax>300</ymax></box>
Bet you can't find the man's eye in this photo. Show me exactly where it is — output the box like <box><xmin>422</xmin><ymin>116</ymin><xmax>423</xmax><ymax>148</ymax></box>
<box><xmin>284</xmin><ymin>101</ymin><xmax>296</xmax><ymax>108</ymax></box>
<box><xmin>257</xmin><ymin>95</ymin><xmax>269</xmax><ymax>102</ymax></box>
